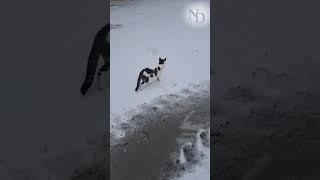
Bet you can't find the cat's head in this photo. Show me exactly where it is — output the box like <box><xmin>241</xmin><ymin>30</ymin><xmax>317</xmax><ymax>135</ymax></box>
<box><xmin>159</xmin><ymin>57</ymin><xmax>167</xmax><ymax>65</ymax></box>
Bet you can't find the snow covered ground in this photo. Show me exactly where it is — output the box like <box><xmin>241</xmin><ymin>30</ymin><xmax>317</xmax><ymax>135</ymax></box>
<box><xmin>110</xmin><ymin>85</ymin><xmax>210</xmax><ymax>180</ymax></box>
<box><xmin>110</xmin><ymin>0</ymin><xmax>210</xmax><ymax>179</ymax></box>
<box><xmin>110</xmin><ymin>0</ymin><xmax>210</xmax><ymax>138</ymax></box>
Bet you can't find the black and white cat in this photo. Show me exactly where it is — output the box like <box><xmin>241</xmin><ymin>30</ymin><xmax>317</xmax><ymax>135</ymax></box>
<box><xmin>135</xmin><ymin>57</ymin><xmax>167</xmax><ymax>92</ymax></box>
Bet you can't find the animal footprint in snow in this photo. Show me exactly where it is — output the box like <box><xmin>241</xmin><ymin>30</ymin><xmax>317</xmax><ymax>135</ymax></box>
<box><xmin>198</xmin><ymin>129</ymin><xmax>210</xmax><ymax>147</ymax></box>
<box><xmin>179</xmin><ymin>142</ymin><xmax>196</xmax><ymax>164</ymax></box>
<box><xmin>178</xmin><ymin>129</ymin><xmax>209</xmax><ymax>165</ymax></box>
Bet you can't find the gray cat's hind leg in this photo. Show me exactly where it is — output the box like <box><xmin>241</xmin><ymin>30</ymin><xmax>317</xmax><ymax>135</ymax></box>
<box><xmin>97</xmin><ymin>64</ymin><xmax>108</xmax><ymax>90</ymax></box>
<box><xmin>97</xmin><ymin>74</ymin><xmax>103</xmax><ymax>90</ymax></box>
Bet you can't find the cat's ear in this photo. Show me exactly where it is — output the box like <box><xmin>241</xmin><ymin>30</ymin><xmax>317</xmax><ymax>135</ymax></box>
<box><xmin>164</xmin><ymin>58</ymin><xmax>166</xmax><ymax>61</ymax></box>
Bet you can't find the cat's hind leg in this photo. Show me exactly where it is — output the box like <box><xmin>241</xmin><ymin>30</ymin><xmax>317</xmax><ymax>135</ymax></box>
<box><xmin>138</xmin><ymin>80</ymin><xmax>147</xmax><ymax>91</ymax></box>
<box><xmin>97</xmin><ymin>64</ymin><xmax>108</xmax><ymax>90</ymax></box>
<box><xmin>97</xmin><ymin>39</ymin><xmax>110</xmax><ymax>90</ymax></box>
<box><xmin>138</xmin><ymin>77</ymin><xmax>149</xmax><ymax>91</ymax></box>
<box><xmin>102</xmin><ymin>41</ymin><xmax>110</xmax><ymax>71</ymax></box>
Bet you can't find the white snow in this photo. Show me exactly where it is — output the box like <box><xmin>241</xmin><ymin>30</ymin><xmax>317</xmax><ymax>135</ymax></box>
<box><xmin>110</xmin><ymin>0</ymin><xmax>210</xmax><ymax>136</ymax></box>
<box><xmin>179</xmin><ymin>142</ymin><xmax>192</xmax><ymax>164</ymax></box>
<box><xmin>175</xmin><ymin>129</ymin><xmax>210</xmax><ymax>180</ymax></box>
<box><xmin>176</xmin><ymin>148</ymin><xmax>210</xmax><ymax>180</ymax></box>
<box><xmin>179</xmin><ymin>148</ymin><xmax>187</xmax><ymax>164</ymax></box>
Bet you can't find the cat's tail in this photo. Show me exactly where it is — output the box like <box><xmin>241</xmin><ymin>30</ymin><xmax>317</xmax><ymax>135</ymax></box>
<box><xmin>135</xmin><ymin>75</ymin><xmax>142</xmax><ymax>92</ymax></box>
<box><xmin>80</xmin><ymin>41</ymin><xmax>100</xmax><ymax>95</ymax></box>
<box><xmin>81</xmin><ymin>24</ymin><xmax>109</xmax><ymax>95</ymax></box>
